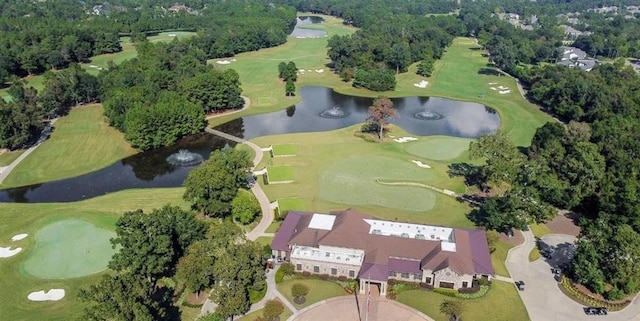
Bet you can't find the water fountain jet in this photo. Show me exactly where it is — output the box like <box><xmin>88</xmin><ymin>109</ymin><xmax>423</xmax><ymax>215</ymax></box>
<box><xmin>166</xmin><ymin>149</ymin><xmax>204</xmax><ymax>167</ymax></box>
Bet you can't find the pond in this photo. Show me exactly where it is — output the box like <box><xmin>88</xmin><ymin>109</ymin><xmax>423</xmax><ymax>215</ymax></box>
<box><xmin>0</xmin><ymin>87</ymin><xmax>499</xmax><ymax>203</ymax></box>
<box><xmin>290</xmin><ymin>16</ymin><xmax>326</xmax><ymax>38</ymax></box>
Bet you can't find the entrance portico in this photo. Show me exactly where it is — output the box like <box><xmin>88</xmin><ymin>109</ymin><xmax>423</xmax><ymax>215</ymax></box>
<box><xmin>359</xmin><ymin>279</ymin><xmax>387</xmax><ymax>297</ymax></box>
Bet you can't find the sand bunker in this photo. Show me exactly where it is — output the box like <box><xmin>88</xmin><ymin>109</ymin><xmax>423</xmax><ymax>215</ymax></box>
<box><xmin>490</xmin><ymin>87</ymin><xmax>497</xmax><ymax>90</ymax></box>
<box><xmin>0</xmin><ymin>246</ymin><xmax>22</xmax><ymax>258</ymax></box>
<box><xmin>413</xmin><ymin>80</ymin><xmax>429</xmax><ymax>88</ymax></box>
<box><xmin>499</xmin><ymin>90</ymin><xmax>511</xmax><ymax>94</ymax></box>
<box><xmin>12</xmin><ymin>234</ymin><xmax>28</xmax><ymax>241</ymax></box>
<box><xmin>488</xmin><ymin>82</ymin><xmax>497</xmax><ymax>85</ymax></box>
<box><xmin>411</xmin><ymin>160</ymin><xmax>431</xmax><ymax>168</ymax></box>
<box><xmin>27</xmin><ymin>289</ymin><xmax>65</xmax><ymax>301</ymax></box>
<box><xmin>315</xmin><ymin>69</ymin><xmax>324</xmax><ymax>73</ymax></box>
<box><xmin>216</xmin><ymin>60</ymin><xmax>231</xmax><ymax>65</ymax></box>
<box><xmin>168</xmin><ymin>33</ymin><xmax>176</xmax><ymax>37</ymax></box>
<box><xmin>393</xmin><ymin>137</ymin><xmax>418</xmax><ymax>143</ymax></box>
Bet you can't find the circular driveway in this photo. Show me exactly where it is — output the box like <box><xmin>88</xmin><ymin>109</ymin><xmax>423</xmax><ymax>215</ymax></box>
<box><xmin>293</xmin><ymin>296</ymin><xmax>433</xmax><ymax>321</ymax></box>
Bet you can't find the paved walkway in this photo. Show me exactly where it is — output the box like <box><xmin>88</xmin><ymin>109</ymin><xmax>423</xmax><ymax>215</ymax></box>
<box><xmin>0</xmin><ymin>118</ymin><xmax>58</xmax><ymax>185</ymax></box>
<box><xmin>505</xmin><ymin>230</ymin><xmax>640</xmax><ymax>321</ymax></box>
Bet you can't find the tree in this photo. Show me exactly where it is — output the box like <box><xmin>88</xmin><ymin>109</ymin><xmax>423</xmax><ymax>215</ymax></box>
<box><xmin>485</xmin><ymin>230</ymin><xmax>500</xmax><ymax>253</ymax></box>
<box><xmin>278</xmin><ymin>61</ymin><xmax>297</xmax><ymax>81</ymax></box>
<box><xmin>388</xmin><ymin>42</ymin><xmax>411</xmax><ymax>74</ymax></box>
<box><xmin>79</xmin><ymin>273</ymin><xmax>169</xmax><ymax>321</ymax></box>
<box><xmin>210</xmin><ymin>281</ymin><xmax>250</xmax><ymax>321</ymax></box>
<box><xmin>263</xmin><ymin>299</ymin><xmax>285</xmax><ymax>321</ymax></box>
<box><xmin>232</xmin><ymin>189</ymin><xmax>261</xmax><ymax>224</ymax></box>
<box><xmin>291</xmin><ymin>283</ymin><xmax>309</xmax><ymax>299</ymax></box>
<box><xmin>469</xmin><ymin>130</ymin><xmax>524</xmax><ymax>186</ymax></box>
<box><xmin>416</xmin><ymin>53</ymin><xmax>435</xmax><ymax>77</ymax></box>
<box><xmin>109</xmin><ymin>206</ymin><xmax>206</xmax><ymax>286</ymax></box>
<box><xmin>176</xmin><ymin>240</ymin><xmax>216</xmax><ymax>298</ymax></box>
<box><xmin>183</xmin><ymin>147</ymin><xmax>252</xmax><ymax>217</ymax></box>
<box><xmin>366</xmin><ymin>96</ymin><xmax>396</xmax><ymax>139</ymax></box>
<box><xmin>181</xmin><ymin>69</ymin><xmax>244</xmax><ymax>113</ymax></box>
<box><xmin>285</xmin><ymin>79</ymin><xmax>296</xmax><ymax>96</ymax></box>
<box><xmin>440</xmin><ymin>300</ymin><xmax>465</xmax><ymax>321</ymax></box>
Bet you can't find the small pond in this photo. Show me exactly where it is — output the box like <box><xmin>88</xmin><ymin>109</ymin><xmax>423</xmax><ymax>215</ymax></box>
<box><xmin>0</xmin><ymin>86</ymin><xmax>499</xmax><ymax>203</ymax></box>
<box><xmin>290</xmin><ymin>16</ymin><xmax>326</xmax><ymax>38</ymax></box>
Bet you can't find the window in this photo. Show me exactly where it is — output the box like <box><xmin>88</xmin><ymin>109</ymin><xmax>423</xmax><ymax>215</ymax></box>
<box><xmin>331</xmin><ymin>268</ymin><xmax>337</xmax><ymax>275</ymax></box>
<box><xmin>349</xmin><ymin>270</ymin><xmax>355</xmax><ymax>278</ymax></box>
<box><xmin>389</xmin><ymin>271</ymin><xmax>397</xmax><ymax>277</ymax></box>
<box><xmin>296</xmin><ymin>264</ymin><xmax>302</xmax><ymax>271</ymax></box>
<box><xmin>462</xmin><ymin>281</ymin><xmax>468</xmax><ymax>288</ymax></box>
<box><xmin>439</xmin><ymin>281</ymin><xmax>455</xmax><ymax>289</ymax></box>
<box><xmin>414</xmin><ymin>274</ymin><xmax>422</xmax><ymax>280</ymax></box>
<box><xmin>401</xmin><ymin>272</ymin><xmax>410</xmax><ymax>279</ymax></box>
<box><xmin>424</xmin><ymin>277</ymin><xmax>432</xmax><ymax>284</ymax></box>
<box><xmin>313</xmin><ymin>266</ymin><xmax>320</xmax><ymax>273</ymax></box>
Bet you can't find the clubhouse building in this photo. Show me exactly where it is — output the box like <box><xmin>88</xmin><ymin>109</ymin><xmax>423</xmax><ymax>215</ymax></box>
<box><xmin>271</xmin><ymin>208</ymin><xmax>494</xmax><ymax>296</ymax></box>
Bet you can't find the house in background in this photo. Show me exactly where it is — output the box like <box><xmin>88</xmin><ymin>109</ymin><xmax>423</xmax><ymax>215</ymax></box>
<box><xmin>271</xmin><ymin>209</ymin><xmax>494</xmax><ymax>296</ymax></box>
<box><xmin>558</xmin><ymin>46</ymin><xmax>597</xmax><ymax>72</ymax></box>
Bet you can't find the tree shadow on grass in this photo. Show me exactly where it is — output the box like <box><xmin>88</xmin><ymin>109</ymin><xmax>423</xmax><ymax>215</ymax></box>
<box><xmin>478</xmin><ymin>68</ymin><xmax>502</xmax><ymax>76</ymax></box>
<box><xmin>447</xmin><ymin>162</ymin><xmax>487</xmax><ymax>191</ymax></box>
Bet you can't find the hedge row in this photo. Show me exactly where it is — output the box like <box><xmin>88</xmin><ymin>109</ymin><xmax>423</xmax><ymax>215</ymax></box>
<box><xmin>560</xmin><ymin>276</ymin><xmax>630</xmax><ymax>311</ymax></box>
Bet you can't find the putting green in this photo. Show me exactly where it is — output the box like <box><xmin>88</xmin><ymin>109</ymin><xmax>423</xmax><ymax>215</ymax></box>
<box><xmin>22</xmin><ymin>219</ymin><xmax>116</xmax><ymax>279</ymax></box>
<box><xmin>318</xmin><ymin>156</ymin><xmax>436</xmax><ymax>211</ymax></box>
<box><xmin>405</xmin><ymin>137</ymin><xmax>471</xmax><ymax>161</ymax></box>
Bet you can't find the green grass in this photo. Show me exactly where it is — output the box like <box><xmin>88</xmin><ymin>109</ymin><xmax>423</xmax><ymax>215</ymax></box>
<box><xmin>22</xmin><ymin>219</ymin><xmax>116</xmax><ymax>279</ymax></box>
<box><xmin>0</xmin><ymin>104</ymin><xmax>135</xmax><ymax>188</ymax></box>
<box><xmin>396</xmin><ymin>281</ymin><xmax>530</xmax><ymax>321</ymax></box>
<box><xmin>0</xmin><ymin>187</ymin><xmax>186</xmax><ymax>321</ymax></box>
<box><xmin>252</xmin><ymin>126</ymin><xmax>473</xmax><ymax>226</ymax></box>
<box><xmin>265</xmin><ymin>222</ymin><xmax>282</xmax><ymax>233</ymax></box>
<box><xmin>529</xmin><ymin>223</ymin><xmax>552</xmax><ymax>238</ymax></box>
<box><xmin>277</xmin><ymin>278</ymin><xmax>347</xmax><ymax>308</ymax></box>
<box><xmin>272</xmin><ymin>143</ymin><xmax>297</xmax><ymax>156</ymax></box>
<box><xmin>277</xmin><ymin>197</ymin><xmax>308</xmax><ymax>212</ymax></box>
<box><xmin>238</xmin><ymin>302</ymin><xmax>293</xmax><ymax>321</ymax></box>
<box><xmin>491</xmin><ymin>241</ymin><xmax>513</xmax><ymax>278</ymax></box>
<box><xmin>255</xmin><ymin>236</ymin><xmax>273</xmax><ymax>247</ymax></box>
<box><xmin>404</xmin><ymin>137</ymin><xmax>471</xmax><ymax>161</ymax></box>
<box><xmin>267</xmin><ymin>165</ymin><xmax>295</xmax><ymax>182</ymax></box>
<box><xmin>529</xmin><ymin>247</ymin><xmax>541</xmax><ymax>262</ymax></box>
<box><xmin>419</xmin><ymin>38</ymin><xmax>553</xmax><ymax>147</ymax></box>
<box><xmin>0</xmin><ymin>150</ymin><xmax>24</xmax><ymax>166</ymax></box>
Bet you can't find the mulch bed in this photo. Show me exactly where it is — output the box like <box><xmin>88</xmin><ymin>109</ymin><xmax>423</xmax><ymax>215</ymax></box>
<box><xmin>185</xmin><ymin>292</ymin><xmax>209</xmax><ymax>305</ymax></box>
<box><xmin>546</xmin><ymin>211</ymin><xmax>581</xmax><ymax>236</ymax></box>
<box><xmin>499</xmin><ymin>229</ymin><xmax>524</xmax><ymax>246</ymax></box>
<box><xmin>294</xmin><ymin>296</ymin><xmax>306</xmax><ymax>305</ymax></box>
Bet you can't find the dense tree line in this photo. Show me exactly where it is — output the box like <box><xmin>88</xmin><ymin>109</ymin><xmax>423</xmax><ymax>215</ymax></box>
<box><xmin>0</xmin><ymin>0</ymin><xmax>296</xmax><ymax>83</ymax></box>
<box><xmin>467</xmin><ymin>61</ymin><xmax>640</xmax><ymax>300</ymax></box>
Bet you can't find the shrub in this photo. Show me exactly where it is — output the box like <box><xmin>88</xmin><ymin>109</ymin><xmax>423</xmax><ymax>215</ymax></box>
<box><xmin>387</xmin><ymin>279</ymin><xmax>397</xmax><ymax>286</ymax></box>
<box><xmin>319</xmin><ymin>274</ymin><xmax>330</xmax><ymax>281</ymax></box>
<box><xmin>275</xmin><ymin>269</ymin><xmax>285</xmax><ymax>284</ymax></box>
<box><xmin>302</xmin><ymin>271</ymin><xmax>311</xmax><ymax>277</ymax></box>
<box><xmin>280</xmin><ymin>263</ymin><xmax>294</xmax><ymax>276</ymax></box>
<box><xmin>291</xmin><ymin>283</ymin><xmax>309</xmax><ymax>298</ymax></box>
<box><xmin>458</xmin><ymin>283</ymin><xmax>480</xmax><ymax>294</ymax></box>
<box><xmin>477</xmin><ymin>277</ymin><xmax>491</xmax><ymax>286</ymax></box>
<box><xmin>606</xmin><ymin>287</ymin><xmax>625</xmax><ymax>301</ymax></box>
<box><xmin>457</xmin><ymin>285</ymin><xmax>489</xmax><ymax>300</ymax></box>
<box><xmin>434</xmin><ymin>288</ymin><xmax>459</xmax><ymax>298</ymax></box>
<box><xmin>337</xmin><ymin>275</ymin><xmax>348</xmax><ymax>282</ymax></box>
<box><xmin>419</xmin><ymin>282</ymin><xmax>434</xmax><ymax>290</ymax></box>
<box><xmin>263</xmin><ymin>299</ymin><xmax>284</xmax><ymax>320</ymax></box>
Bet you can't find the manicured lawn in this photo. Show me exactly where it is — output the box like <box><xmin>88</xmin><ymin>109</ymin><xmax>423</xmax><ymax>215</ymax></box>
<box><xmin>278</xmin><ymin>197</ymin><xmax>308</xmax><ymax>212</ymax></box>
<box><xmin>238</xmin><ymin>301</ymin><xmax>293</xmax><ymax>321</ymax></box>
<box><xmin>0</xmin><ymin>104</ymin><xmax>135</xmax><ymax>188</ymax></box>
<box><xmin>491</xmin><ymin>240</ymin><xmax>514</xmax><ymax>278</ymax></box>
<box><xmin>0</xmin><ymin>187</ymin><xmax>186</xmax><ymax>321</ymax></box>
<box><xmin>267</xmin><ymin>165</ymin><xmax>295</xmax><ymax>182</ymax></box>
<box><xmin>396</xmin><ymin>281</ymin><xmax>530</xmax><ymax>321</ymax></box>
<box><xmin>420</xmin><ymin>38</ymin><xmax>552</xmax><ymax>147</ymax></box>
<box><xmin>277</xmin><ymin>278</ymin><xmax>347</xmax><ymax>308</ymax></box>
<box><xmin>530</xmin><ymin>223</ymin><xmax>552</xmax><ymax>238</ymax></box>
<box><xmin>255</xmin><ymin>236</ymin><xmax>273</xmax><ymax>247</ymax></box>
<box><xmin>272</xmin><ymin>143</ymin><xmax>297</xmax><ymax>156</ymax></box>
<box><xmin>252</xmin><ymin>125</ymin><xmax>473</xmax><ymax>226</ymax></box>
<box><xmin>0</xmin><ymin>150</ymin><xmax>24</xmax><ymax>166</ymax></box>
<box><xmin>529</xmin><ymin>247</ymin><xmax>541</xmax><ymax>262</ymax></box>
<box><xmin>265</xmin><ymin>222</ymin><xmax>282</xmax><ymax>233</ymax></box>
<box><xmin>404</xmin><ymin>137</ymin><xmax>471</xmax><ymax>161</ymax></box>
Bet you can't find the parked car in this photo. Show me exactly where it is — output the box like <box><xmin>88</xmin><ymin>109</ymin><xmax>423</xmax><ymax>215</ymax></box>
<box><xmin>584</xmin><ymin>307</ymin><xmax>607</xmax><ymax>315</ymax></box>
<box><xmin>551</xmin><ymin>267</ymin><xmax>562</xmax><ymax>275</ymax></box>
<box><xmin>515</xmin><ymin>280</ymin><xmax>525</xmax><ymax>291</ymax></box>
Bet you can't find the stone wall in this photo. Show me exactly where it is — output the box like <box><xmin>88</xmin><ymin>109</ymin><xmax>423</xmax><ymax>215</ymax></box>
<box><xmin>292</xmin><ymin>257</ymin><xmax>361</xmax><ymax>279</ymax></box>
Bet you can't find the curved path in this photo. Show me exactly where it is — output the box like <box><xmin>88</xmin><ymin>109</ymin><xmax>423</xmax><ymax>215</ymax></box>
<box><xmin>505</xmin><ymin>230</ymin><xmax>640</xmax><ymax>320</ymax></box>
<box><xmin>0</xmin><ymin>118</ymin><xmax>58</xmax><ymax>185</ymax></box>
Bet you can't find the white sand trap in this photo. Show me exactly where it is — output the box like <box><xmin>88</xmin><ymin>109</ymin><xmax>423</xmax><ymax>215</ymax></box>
<box><xmin>27</xmin><ymin>289</ymin><xmax>65</xmax><ymax>301</ymax></box>
<box><xmin>168</xmin><ymin>33</ymin><xmax>176</xmax><ymax>37</ymax></box>
<box><xmin>315</xmin><ymin>69</ymin><xmax>324</xmax><ymax>73</ymax></box>
<box><xmin>0</xmin><ymin>246</ymin><xmax>22</xmax><ymax>258</ymax></box>
<box><xmin>488</xmin><ymin>82</ymin><xmax>497</xmax><ymax>85</ymax></box>
<box><xmin>230</xmin><ymin>58</ymin><xmax>237</xmax><ymax>62</ymax></box>
<box><xmin>12</xmin><ymin>234</ymin><xmax>28</xmax><ymax>241</ymax></box>
<box><xmin>216</xmin><ymin>60</ymin><xmax>231</xmax><ymax>65</ymax></box>
<box><xmin>411</xmin><ymin>160</ymin><xmax>431</xmax><ymax>168</ymax></box>
<box><xmin>413</xmin><ymin>80</ymin><xmax>429</xmax><ymax>88</ymax></box>
<box><xmin>296</xmin><ymin>36</ymin><xmax>306</xmax><ymax>39</ymax></box>
<box><xmin>89</xmin><ymin>64</ymin><xmax>98</xmax><ymax>68</ymax></box>
<box><xmin>393</xmin><ymin>137</ymin><xmax>418</xmax><ymax>143</ymax></box>
<box><xmin>499</xmin><ymin>90</ymin><xmax>511</xmax><ymax>94</ymax></box>
<box><xmin>307</xmin><ymin>69</ymin><xmax>312</xmax><ymax>72</ymax></box>
<box><xmin>490</xmin><ymin>87</ymin><xmax>497</xmax><ymax>90</ymax></box>
<box><xmin>498</xmin><ymin>86</ymin><xmax>508</xmax><ymax>90</ymax></box>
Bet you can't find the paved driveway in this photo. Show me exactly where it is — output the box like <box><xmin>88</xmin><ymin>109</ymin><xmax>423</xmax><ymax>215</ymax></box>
<box><xmin>291</xmin><ymin>296</ymin><xmax>433</xmax><ymax>321</ymax></box>
<box><xmin>506</xmin><ymin>231</ymin><xmax>640</xmax><ymax>321</ymax></box>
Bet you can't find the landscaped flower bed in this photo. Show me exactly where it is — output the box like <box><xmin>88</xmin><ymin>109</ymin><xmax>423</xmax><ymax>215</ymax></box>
<box><xmin>559</xmin><ymin>276</ymin><xmax>630</xmax><ymax>311</ymax></box>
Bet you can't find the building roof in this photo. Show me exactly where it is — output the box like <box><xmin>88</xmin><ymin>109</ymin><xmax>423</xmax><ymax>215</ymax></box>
<box><xmin>272</xmin><ymin>209</ymin><xmax>495</xmax><ymax>281</ymax></box>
